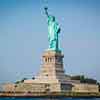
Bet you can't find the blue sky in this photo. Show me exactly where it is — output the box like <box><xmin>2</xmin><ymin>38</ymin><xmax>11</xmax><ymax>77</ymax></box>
<box><xmin>0</xmin><ymin>0</ymin><xmax>100</xmax><ymax>83</ymax></box>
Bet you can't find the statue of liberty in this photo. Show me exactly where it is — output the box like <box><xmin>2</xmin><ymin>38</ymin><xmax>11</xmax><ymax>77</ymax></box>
<box><xmin>44</xmin><ymin>7</ymin><xmax>61</xmax><ymax>51</ymax></box>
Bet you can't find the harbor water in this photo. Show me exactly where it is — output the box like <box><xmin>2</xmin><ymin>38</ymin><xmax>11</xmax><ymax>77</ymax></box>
<box><xmin>0</xmin><ymin>97</ymin><xmax>100</xmax><ymax>100</ymax></box>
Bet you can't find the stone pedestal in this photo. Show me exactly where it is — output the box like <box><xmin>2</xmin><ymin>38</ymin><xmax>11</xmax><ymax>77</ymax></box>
<box><xmin>34</xmin><ymin>50</ymin><xmax>72</xmax><ymax>92</ymax></box>
<box><xmin>24</xmin><ymin>50</ymin><xmax>72</xmax><ymax>92</ymax></box>
<box><xmin>36</xmin><ymin>50</ymin><xmax>65</xmax><ymax>82</ymax></box>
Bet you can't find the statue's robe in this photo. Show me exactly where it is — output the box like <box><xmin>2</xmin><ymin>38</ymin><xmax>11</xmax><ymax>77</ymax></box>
<box><xmin>48</xmin><ymin>15</ymin><xmax>60</xmax><ymax>50</ymax></box>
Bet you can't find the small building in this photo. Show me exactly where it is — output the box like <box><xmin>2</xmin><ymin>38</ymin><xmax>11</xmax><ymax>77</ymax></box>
<box><xmin>72</xmin><ymin>83</ymin><xmax>99</xmax><ymax>93</ymax></box>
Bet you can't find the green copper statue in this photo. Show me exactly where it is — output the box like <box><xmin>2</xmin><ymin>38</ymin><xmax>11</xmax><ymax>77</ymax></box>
<box><xmin>44</xmin><ymin>7</ymin><xmax>61</xmax><ymax>51</ymax></box>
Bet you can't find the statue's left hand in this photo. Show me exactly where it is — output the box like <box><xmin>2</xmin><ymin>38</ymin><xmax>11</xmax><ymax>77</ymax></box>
<box><xmin>57</xmin><ymin>28</ymin><xmax>61</xmax><ymax>33</ymax></box>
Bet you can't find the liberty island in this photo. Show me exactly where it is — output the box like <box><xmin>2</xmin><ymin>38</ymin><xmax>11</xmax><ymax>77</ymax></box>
<box><xmin>0</xmin><ymin>6</ymin><xmax>100</xmax><ymax>98</ymax></box>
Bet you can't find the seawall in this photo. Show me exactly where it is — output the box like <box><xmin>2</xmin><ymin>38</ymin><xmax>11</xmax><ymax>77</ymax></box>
<box><xmin>0</xmin><ymin>92</ymin><xmax>100</xmax><ymax>98</ymax></box>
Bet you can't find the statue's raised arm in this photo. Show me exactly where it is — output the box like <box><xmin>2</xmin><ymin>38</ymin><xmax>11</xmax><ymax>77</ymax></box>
<box><xmin>44</xmin><ymin>7</ymin><xmax>49</xmax><ymax>17</ymax></box>
<box><xmin>44</xmin><ymin>7</ymin><xmax>61</xmax><ymax>51</ymax></box>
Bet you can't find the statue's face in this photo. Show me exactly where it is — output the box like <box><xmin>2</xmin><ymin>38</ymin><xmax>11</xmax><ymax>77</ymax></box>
<box><xmin>49</xmin><ymin>16</ymin><xmax>55</xmax><ymax>22</ymax></box>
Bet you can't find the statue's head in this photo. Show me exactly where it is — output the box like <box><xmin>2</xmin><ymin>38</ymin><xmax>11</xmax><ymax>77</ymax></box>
<box><xmin>48</xmin><ymin>15</ymin><xmax>55</xmax><ymax>22</ymax></box>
